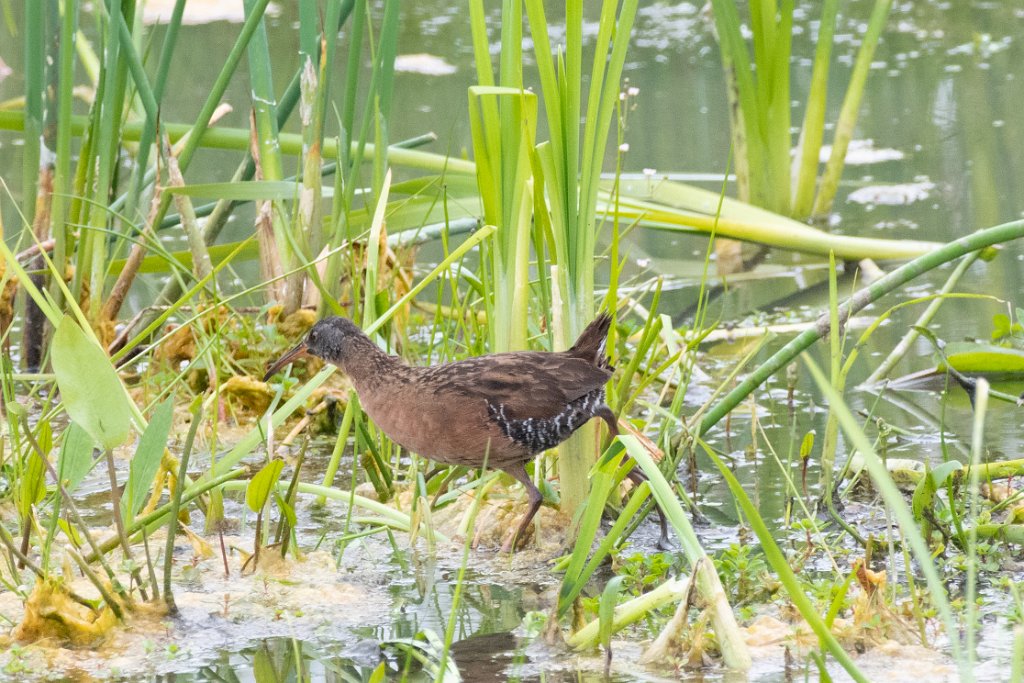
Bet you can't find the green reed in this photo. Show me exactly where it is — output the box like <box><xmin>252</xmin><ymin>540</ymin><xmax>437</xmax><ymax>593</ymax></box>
<box><xmin>708</xmin><ymin>0</ymin><xmax>893</xmax><ymax>220</ymax></box>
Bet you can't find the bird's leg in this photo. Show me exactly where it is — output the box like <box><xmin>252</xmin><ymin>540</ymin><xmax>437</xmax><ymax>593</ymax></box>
<box><xmin>625</xmin><ymin>468</ymin><xmax>673</xmax><ymax>550</ymax></box>
<box><xmin>422</xmin><ymin>466</ymin><xmax>446</xmax><ymax>485</ymax></box>
<box><xmin>502</xmin><ymin>462</ymin><xmax>544</xmax><ymax>553</ymax></box>
<box><xmin>595</xmin><ymin>404</ymin><xmax>619</xmax><ymax>437</ymax></box>
<box><xmin>596</xmin><ymin>404</ymin><xmax>673</xmax><ymax>550</ymax></box>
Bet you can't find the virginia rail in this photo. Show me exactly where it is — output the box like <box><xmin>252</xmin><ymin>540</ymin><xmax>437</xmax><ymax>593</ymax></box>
<box><xmin>264</xmin><ymin>313</ymin><xmax>668</xmax><ymax>551</ymax></box>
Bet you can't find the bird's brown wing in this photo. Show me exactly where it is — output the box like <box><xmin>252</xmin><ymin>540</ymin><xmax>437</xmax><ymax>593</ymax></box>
<box><xmin>420</xmin><ymin>351</ymin><xmax>612</xmax><ymax>421</ymax></box>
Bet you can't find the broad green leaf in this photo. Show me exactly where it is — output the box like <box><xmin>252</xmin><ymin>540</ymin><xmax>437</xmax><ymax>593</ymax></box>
<box><xmin>931</xmin><ymin>460</ymin><xmax>963</xmax><ymax>487</ymax></box>
<box><xmin>57</xmin><ymin>518</ymin><xmax>84</xmax><ymax>547</ymax></box>
<box><xmin>36</xmin><ymin>421</ymin><xmax>53</xmax><ymax>456</ymax></box>
<box><xmin>911</xmin><ymin>463</ymin><xmax>937</xmax><ymax>525</ymax></box>
<box><xmin>911</xmin><ymin>460</ymin><xmax>960</xmax><ymax>543</ymax></box>
<box><xmin>122</xmin><ymin>399</ymin><xmax>174</xmax><ymax>522</ymax></box>
<box><xmin>992</xmin><ymin>313</ymin><xmax>1012</xmax><ymax>341</ymax></box>
<box><xmin>246</xmin><ymin>459</ymin><xmax>285</xmax><ymax>513</ymax></box>
<box><xmin>18</xmin><ymin>451</ymin><xmax>46</xmax><ymax>517</ymax></box>
<box><xmin>252</xmin><ymin>646</ymin><xmax>276</xmax><ymax>681</ymax></box>
<box><xmin>799</xmin><ymin>430</ymin><xmax>815</xmax><ymax>461</ymax></box>
<box><xmin>51</xmin><ymin>315</ymin><xmax>133</xmax><ymax>450</ymax></box>
<box><xmin>57</xmin><ymin>423</ymin><xmax>98</xmax><ymax>493</ymax></box>
<box><xmin>5</xmin><ymin>401</ymin><xmax>26</xmax><ymax>419</ymax></box>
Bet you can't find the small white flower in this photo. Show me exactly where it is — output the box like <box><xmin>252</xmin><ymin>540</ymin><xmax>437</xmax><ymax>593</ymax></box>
<box><xmin>619</xmin><ymin>91</ymin><xmax>626</xmax><ymax>100</ymax></box>
<box><xmin>643</xmin><ymin>167</ymin><xmax>657</xmax><ymax>177</ymax></box>
<box><xmin>618</xmin><ymin>143</ymin><xmax>630</xmax><ymax>153</ymax></box>
<box><xmin>627</xmin><ymin>86</ymin><xmax>640</xmax><ymax>96</ymax></box>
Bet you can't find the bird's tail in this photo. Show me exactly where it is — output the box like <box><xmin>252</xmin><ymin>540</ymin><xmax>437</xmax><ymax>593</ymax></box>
<box><xmin>567</xmin><ymin>312</ymin><xmax>614</xmax><ymax>368</ymax></box>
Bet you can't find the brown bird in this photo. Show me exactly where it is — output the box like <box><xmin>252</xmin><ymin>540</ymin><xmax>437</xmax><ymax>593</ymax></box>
<box><xmin>264</xmin><ymin>313</ymin><xmax>667</xmax><ymax>551</ymax></box>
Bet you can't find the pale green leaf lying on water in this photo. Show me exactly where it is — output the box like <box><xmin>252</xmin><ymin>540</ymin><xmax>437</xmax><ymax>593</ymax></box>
<box><xmin>605</xmin><ymin>177</ymin><xmax>944</xmax><ymax>261</ymax></box>
<box><xmin>846</xmin><ymin>453</ymin><xmax>926</xmax><ymax>490</ymax></box>
<box><xmin>886</xmin><ymin>343</ymin><xmax>1024</xmax><ymax>391</ymax></box>
<box><xmin>111</xmin><ymin>190</ymin><xmax>478</xmax><ymax>275</ymax></box>
<box><xmin>166</xmin><ymin>180</ymin><xmax>302</xmax><ymax>201</ymax></box>
<box><xmin>51</xmin><ymin>315</ymin><xmax>134</xmax><ymax>450</ymax></box>
<box><xmin>939</xmin><ymin>343</ymin><xmax>1024</xmax><ymax>376</ymax></box>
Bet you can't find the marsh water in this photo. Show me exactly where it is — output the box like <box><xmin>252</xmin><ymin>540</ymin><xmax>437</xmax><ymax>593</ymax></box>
<box><xmin>2</xmin><ymin>1</ymin><xmax>1024</xmax><ymax>680</ymax></box>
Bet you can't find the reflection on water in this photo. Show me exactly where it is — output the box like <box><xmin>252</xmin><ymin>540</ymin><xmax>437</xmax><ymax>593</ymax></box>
<box><xmin>160</xmin><ymin>632</ymin><xmax>640</xmax><ymax>683</ymax></box>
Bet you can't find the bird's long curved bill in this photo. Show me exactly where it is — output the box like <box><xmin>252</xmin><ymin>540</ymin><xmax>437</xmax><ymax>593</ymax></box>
<box><xmin>263</xmin><ymin>342</ymin><xmax>308</xmax><ymax>381</ymax></box>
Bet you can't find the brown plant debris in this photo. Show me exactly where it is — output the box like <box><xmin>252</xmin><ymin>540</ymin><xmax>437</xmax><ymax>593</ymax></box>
<box><xmin>153</xmin><ymin>322</ymin><xmax>197</xmax><ymax>365</ymax></box>
<box><xmin>837</xmin><ymin>559</ymin><xmax>919</xmax><ymax>648</ymax></box>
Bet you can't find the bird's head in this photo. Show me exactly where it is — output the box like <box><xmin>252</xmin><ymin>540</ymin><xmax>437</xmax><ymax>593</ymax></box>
<box><xmin>263</xmin><ymin>316</ymin><xmax>367</xmax><ymax>380</ymax></box>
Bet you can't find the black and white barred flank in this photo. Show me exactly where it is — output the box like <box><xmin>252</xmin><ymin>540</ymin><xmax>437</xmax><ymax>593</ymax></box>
<box><xmin>487</xmin><ymin>390</ymin><xmax>605</xmax><ymax>455</ymax></box>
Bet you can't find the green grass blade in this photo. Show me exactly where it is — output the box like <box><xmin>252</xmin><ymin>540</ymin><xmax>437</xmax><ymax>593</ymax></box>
<box><xmin>812</xmin><ymin>0</ymin><xmax>894</xmax><ymax>216</ymax></box>
<box><xmin>557</xmin><ymin>450</ymin><xmax>630</xmax><ymax>616</ymax></box>
<box><xmin>792</xmin><ymin>0</ymin><xmax>839</xmax><ymax>217</ymax></box>
<box><xmin>964</xmin><ymin>379</ymin><xmax>988</xmax><ymax>680</ymax></box>
<box><xmin>22</xmin><ymin>0</ymin><xmax>44</xmax><ymax>223</ymax></box>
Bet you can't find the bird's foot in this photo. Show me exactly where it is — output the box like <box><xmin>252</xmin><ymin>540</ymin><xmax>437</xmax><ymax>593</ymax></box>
<box><xmin>654</xmin><ymin>511</ymin><xmax>673</xmax><ymax>551</ymax></box>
